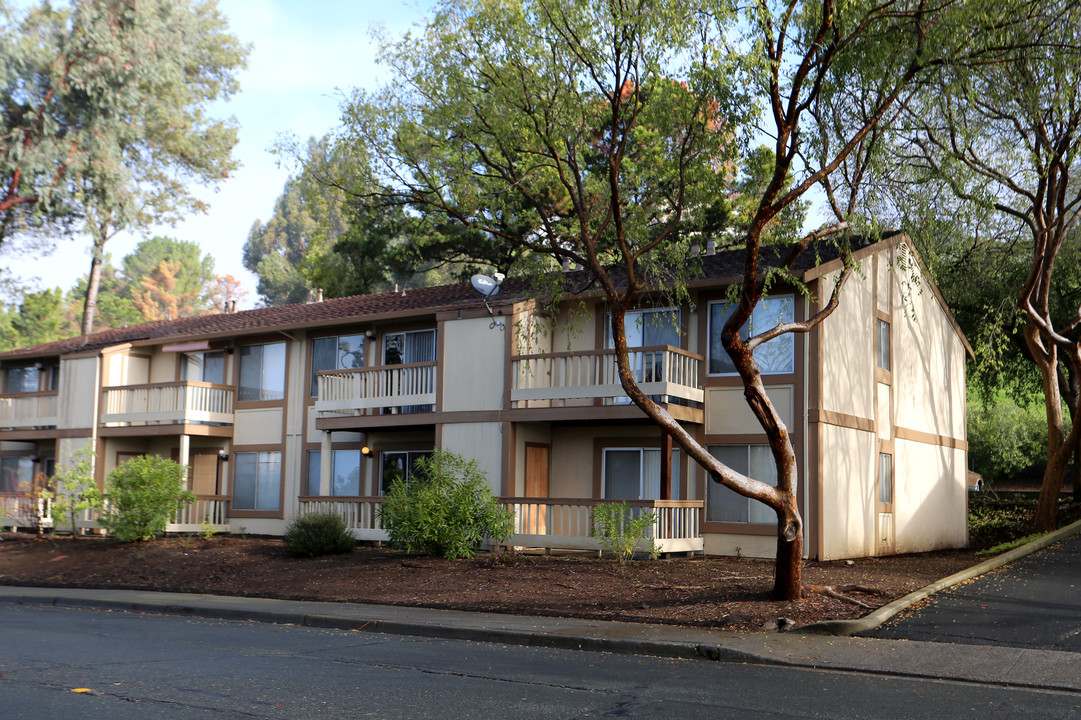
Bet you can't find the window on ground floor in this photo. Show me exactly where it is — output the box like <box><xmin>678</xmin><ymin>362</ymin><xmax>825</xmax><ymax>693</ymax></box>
<box><xmin>602</xmin><ymin>447</ymin><xmax>680</xmax><ymax>500</ymax></box>
<box><xmin>233</xmin><ymin>451</ymin><xmax>281</xmax><ymax>511</ymax></box>
<box><xmin>706</xmin><ymin>445</ymin><xmax>777</xmax><ymax>523</ymax></box>
<box><xmin>380</xmin><ymin>450</ymin><xmax>433</xmax><ymax>494</ymax></box>
<box><xmin>878</xmin><ymin>452</ymin><xmax>893</xmax><ymax>504</ymax></box>
<box><xmin>0</xmin><ymin>456</ymin><xmax>34</xmax><ymax>493</ymax></box>
<box><xmin>306</xmin><ymin>449</ymin><xmax>362</xmax><ymax>497</ymax></box>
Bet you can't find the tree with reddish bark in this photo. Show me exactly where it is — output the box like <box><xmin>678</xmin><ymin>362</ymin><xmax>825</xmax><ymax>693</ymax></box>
<box><xmin>871</xmin><ymin>9</ymin><xmax>1081</xmax><ymax>531</ymax></box>
<box><xmin>331</xmin><ymin>0</ymin><xmax>1047</xmax><ymax>598</ymax></box>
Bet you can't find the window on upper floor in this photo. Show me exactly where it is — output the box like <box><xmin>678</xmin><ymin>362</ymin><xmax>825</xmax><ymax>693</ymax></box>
<box><xmin>306</xmin><ymin>449</ymin><xmax>362</xmax><ymax>497</ymax></box>
<box><xmin>708</xmin><ymin>296</ymin><xmax>794</xmax><ymax>376</ymax></box>
<box><xmin>181</xmin><ymin>351</ymin><xmax>225</xmax><ymax>385</ymax></box>
<box><xmin>605</xmin><ymin>308</ymin><xmax>681</xmax><ymax>349</ymax></box>
<box><xmin>602</xmin><ymin>447</ymin><xmax>681</xmax><ymax>500</ymax></box>
<box><xmin>238</xmin><ymin>342</ymin><xmax>286</xmax><ymax>402</ymax></box>
<box><xmin>706</xmin><ymin>444</ymin><xmax>777</xmax><ymax>523</ymax></box>
<box><xmin>383</xmin><ymin>330</ymin><xmax>436</xmax><ymax>413</ymax></box>
<box><xmin>233</xmin><ymin>451</ymin><xmax>281</xmax><ymax>511</ymax></box>
<box><xmin>311</xmin><ymin>334</ymin><xmax>366</xmax><ymax>397</ymax></box>
<box><xmin>877</xmin><ymin>319</ymin><xmax>891</xmax><ymax>371</ymax></box>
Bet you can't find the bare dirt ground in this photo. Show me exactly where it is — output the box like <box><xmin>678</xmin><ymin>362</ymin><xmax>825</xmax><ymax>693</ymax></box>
<box><xmin>0</xmin><ymin>532</ymin><xmax>981</xmax><ymax>631</ymax></box>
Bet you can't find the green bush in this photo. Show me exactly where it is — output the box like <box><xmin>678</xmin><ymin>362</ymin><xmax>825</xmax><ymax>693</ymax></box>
<box><xmin>591</xmin><ymin>501</ymin><xmax>659</xmax><ymax>564</ymax></box>
<box><xmin>99</xmin><ymin>455</ymin><xmax>195</xmax><ymax>542</ymax></box>
<box><xmin>283</xmin><ymin>513</ymin><xmax>356</xmax><ymax>557</ymax></box>
<box><xmin>967</xmin><ymin>394</ymin><xmax>1049</xmax><ymax>487</ymax></box>
<box><xmin>379</xmin><ymin>451</ymin><xmax>513</xmax><ymax>559</ymax></box>
<box><xmin>968</xmin><ymin>493</ymin><xmax>1081</xmax><ymax>550</ymax></box>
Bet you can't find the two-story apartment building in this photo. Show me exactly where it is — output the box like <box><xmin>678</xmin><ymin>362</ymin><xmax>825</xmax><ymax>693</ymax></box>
<box><xmin>0</xmin><ymin>232</ymin><xmax>971</xmax><ymax>559</ymax></box>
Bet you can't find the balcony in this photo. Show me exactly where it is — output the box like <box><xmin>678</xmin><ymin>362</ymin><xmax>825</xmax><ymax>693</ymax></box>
<box><xmin>315</xmin><ymin>362</ymin><xmax>437</xmax><ymax>417</ymax></box>
<box><xmin>100</xmin><ymin>382</ymin><xmax>234</xmax><ymax>427</ymax></box>
<box><xmin>511</xmin><ymin>346</ymin><xmax>704</xmax><ymax>406</ymax></box>
<box><xmin>0</xmin><ymin>392</ymin><xmax>59</xmax><ymax>429</ymax></box>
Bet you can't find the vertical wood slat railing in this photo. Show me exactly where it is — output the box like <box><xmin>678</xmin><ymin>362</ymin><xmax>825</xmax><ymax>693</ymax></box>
<box><xmin>315</xmin><ymin>363</ymin><xmax>437</xmax><ymax>414</ymax></box>
<box><xmin>100</xmin><ymin>382</ymin><xmax>234</xmax><ymax>425</ymax></box>
<box><xmin>297</xmin><ymin>497</ymin><xmax>387</xmax><ymax>541</ymax></box>
<box><xmin>510</xmin><ymin>347</ymin><xmax>703</xmax><ymax>405</ymax></box>
<box><xmin>0</xmin><ymin>392</ymin><xmax>59</xmax><ymax>427</ymax></box>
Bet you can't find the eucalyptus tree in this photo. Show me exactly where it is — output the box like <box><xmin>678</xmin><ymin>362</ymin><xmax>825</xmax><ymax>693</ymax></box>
<box><xmin>869</xmin><ymin>6</ymin><xmax>1081</xmax><ymax>530</ymax></box>
<box><xmin>334</xmin><ymin>0</ymin><xmax>1043</xmax><ymax>599</ymax></box>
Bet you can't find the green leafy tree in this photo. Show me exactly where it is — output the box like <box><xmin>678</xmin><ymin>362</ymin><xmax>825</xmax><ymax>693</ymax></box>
<box><xmin>11</xmin><ymin>287</ymin><xmax>71</xmax><ymax>346</ymax></box>
<box><xmin>334</xmin><ymin>0</ymin><xmax>1033</xmax><ymax>599</ymax></box>
<box><xmin>99</xmin><ymin>454</ymin><xmax>194</xmax><ymax>542</ymax></box>
<box><xmin>67</xmin><ymin>259</ymin><xmax>142</xmax><ymax>331</ymax></box>
<box><xmin>121</xmin><ymin>236</ymin><xmax>215</xmax><ymax>313</ymax></box>
<box><xmin>48</xmin><ymin>445</ymin><xmax>102</xmax><ymax>539</ymax></box>
<box><xmin>862</xmin><ymin>8</ymin><xmax>1081</xmax><ymax>530</ymax></box>
<box><xmin>379</xmin><ymin>451</ymin><xmax>513</xmax><ymax>559</ymax></box>
<box><xmin>244</xmin><ymin>176</ymin><xmax>321</xmax><ymax>306</ymax></box>
<box><xmin>63</xmin><ymin>0</ymin><xmax>248</xmax><ymax>336</ymax></box>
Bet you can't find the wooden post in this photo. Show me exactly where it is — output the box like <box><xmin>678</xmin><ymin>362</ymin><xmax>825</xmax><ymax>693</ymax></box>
<box><xmin>660</xmin><ymin>430</ymin><xmax>672</xmax><ymax>500</ymax></box>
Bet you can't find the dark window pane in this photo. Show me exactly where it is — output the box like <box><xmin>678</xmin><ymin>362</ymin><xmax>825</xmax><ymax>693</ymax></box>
<box><xmin>311</xmin><ymin>337</ymin><xmax>337</xmax><ymax>396</ymax></box>
<box><xmin>238</xmin><ymin>345</ymin><xmax>263</xmax><ymax>402</ymax></box>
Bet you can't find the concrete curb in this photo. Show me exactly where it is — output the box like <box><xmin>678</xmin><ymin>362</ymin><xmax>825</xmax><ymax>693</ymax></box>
<box><xmin>799</xmin><ymin>517</ymin><xmax>1081</xmax><ymax>636</ymax></box>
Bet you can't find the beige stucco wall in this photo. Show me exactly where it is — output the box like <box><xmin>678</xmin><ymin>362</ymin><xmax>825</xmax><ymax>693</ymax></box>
<box><xmin>703</xmin><ymin>532</ymin><xmax>777</xmax><ymax>558</ymax></box>
<box><xmin>233</xmin><ymin>408</ymin><xmax>284</xmax><ymax>445</ymax></box>
<box><xmin>442</xmin><ymin>317</ymin><xmax>506</xmax><ymax>412</ymax></box>
<box><xmin>552</xmin><ymin>304</ymin><xmax>597</xmax><ymax>354</ymax></box>
<box><xmin>893</xmin><ymin>441</ymin><xmax>967</xmax><ymax>553</ymax></box>
<box><xmin>59</xmin><ymin>356</ymin><xmax>99</xmax><ymax>429</ymax></box>
<box><xmin>441</xmin><ymin>421</ymin><xmax>503</xmax><ymax>493</ymax></box>
<box><xmin>148</xmin><ymin>348</ymin><xmax>175</xmax><ymax>384</ymax></box>
<box><xmin>892</xmin><ymin>264</ymin><xmax>967</xmax><ymax>441</ymax></box>
<box><xmin>818</xmin><ymin>268</ymin><xmax>875</xmax><ymax>420</ymax></box>
<box><xmin>706</xmin><ymin>385</ymin><xmax>794</xmax><ymax>435</ymax></box>
<box><xmin>818</xmin><ymin>423</ymin><xmax>876</xmax><ymax>560</ymax></box>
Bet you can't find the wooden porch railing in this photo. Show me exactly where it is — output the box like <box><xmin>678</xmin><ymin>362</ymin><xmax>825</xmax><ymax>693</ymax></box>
<box><xmin>0</xmin><ymin>391</ymin><xmax>59</xmax><ymax>428</ymax></box>
<box><xmin>511</xmin><ymin>346</ymin><xmax>704</xmax><ymax>406</ymax></box>
<box><xmin>499</xmin><ymin>497</ymin><xmax>703</xmax><ymax>554</ymax></box>
<box><xmin>297</xmin><ymin>496</ymin><xmax>386</xmax><ymax>541</ymax></box>
<box><xmin>0</xmin><ymin>494</ymin><xmax>52</xmax><ymax>530</ymax></box>
<box><xmin>293</xmin><ymin>496</ymin><xmax>703</xmax><ymax>554</ymax></box>
<box><xmin>315</xmin><ymin>362</ymin><xmax>437</xmax><ymax>415</ymax></box>
<box><xmin>101</xmin><ymin>382</ymin><xmax>234</xmax><ymax>426</ymax></box>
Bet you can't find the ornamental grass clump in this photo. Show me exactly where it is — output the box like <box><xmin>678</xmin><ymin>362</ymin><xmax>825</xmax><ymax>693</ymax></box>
<box><xmin>283</xmin><ymin>513</ymin><xmax>356</xmax><ymax>557</ymax></box>
<box><xmin>379</xmin><ymin>451</ymin><xmax>514</xmax><ymax>559</ymax></box>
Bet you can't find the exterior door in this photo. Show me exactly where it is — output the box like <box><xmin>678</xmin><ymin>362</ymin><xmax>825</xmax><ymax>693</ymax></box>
<box><xmin>524</xmin><ymin>444</ymin><xmax>550</xmax><ymax>534</ymax></box>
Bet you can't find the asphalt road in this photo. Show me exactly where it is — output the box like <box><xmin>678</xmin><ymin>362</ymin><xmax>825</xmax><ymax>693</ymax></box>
<box><xmin>867</xmin><ymin>533</ymin><xmax>1081</xmax><ymax>651</ymax></box>
<box><xmin>2</xmin><ymin>604</ymin><xmax>1080</xmax><ymax>719</ymax></box>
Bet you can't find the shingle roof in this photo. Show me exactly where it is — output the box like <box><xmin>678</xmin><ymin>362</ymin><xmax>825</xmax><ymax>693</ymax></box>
<box><xmin>0</xmin><ymin>233</ymin><xmax>894</xmax><ymax>361</ymax></box>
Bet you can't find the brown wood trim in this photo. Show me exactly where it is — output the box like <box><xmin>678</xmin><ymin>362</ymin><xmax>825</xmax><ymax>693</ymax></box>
<box><xmin>98</xmin><ymin>424</ymin><xmax>233</xmax><ymax>438</ymax></box>
<box><xmin>0</xmin><ymin>390</ymin><xmax>60</xmax><ymax>399</ymax></box>
<box><xmin>809</xmin><ymin>408</ymin><xmax>875</xmax><ymax>433</ymax></box>
<box><xmin>101</xmin><ymin>380</ymin><xmax>233</xmax><ymax>391</ymax></box>
<box><xmin>875</xmin><ymin>308</ymin><xmax>891</xmax><ymax>322</ymax></box>
<box><xmin>875</xmin><ymin>366</ymin><xmax>891</xmax><ymax>385</ymax></box>
<box><xmin>702</xmin><ymin>521</ymin><xmax>775</xmax><ymax>536</ymax></box>
<box><xmin>808</xmin><ymin>278</ymin><xmax>823</xmax><ymax>560</ymax></box>
<box><xmin>502</xmin><ymin>421</ymin><xmax>516</xmax><ymax>497</ymax></box>
<box><xmin>895</xmin><ymin>426</ymin><xmax>968</xmax><ymax>450</ymax></box>
<box><xmin>234</xmin><ymin>399</ymin><xmax>285</xmax><ymax>410</ymax></box>
<box><xmin>0</xmin><ymin>428</ymin><xmax>62</xmax><ymax>441</ymax></box>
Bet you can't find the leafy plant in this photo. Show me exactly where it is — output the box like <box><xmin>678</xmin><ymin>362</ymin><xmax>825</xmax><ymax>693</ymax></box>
<box><xmin>98</xmin><ymin>455</ymin><xmax>194</xmax><ymax>542</ymax></box>
<box><xmin>283</xmin><ymin>513</ymin><xmax>356</xmax><ymax>557</ymax></box>
<box><xmin>48</xmin><ymin>445</ymin><xmax>102</xmax><ymax>539</ymax></box>
<box><xmin>199</xmin><ymin>518</ymin><xmax>217</xmax><ymax>540</ymax></box>
<box><xmin>591</xmin><ymin>502</ymin><xmax>659</xmax><ymax>565</ymax></box>
<box><xmin>379</xmin><ymin>451</ymin><xmax>513</xmax><ymax>559</ymax></box>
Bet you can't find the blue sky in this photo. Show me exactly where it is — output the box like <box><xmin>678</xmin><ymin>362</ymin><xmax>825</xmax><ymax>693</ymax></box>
<box><xmin>7</xmin><ymin>0</ymin><xmax>435</xmax><ymax>308</ymax></box>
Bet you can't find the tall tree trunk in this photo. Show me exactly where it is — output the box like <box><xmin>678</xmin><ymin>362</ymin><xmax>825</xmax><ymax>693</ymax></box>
<box><xmin>1030</xmin><ymin>328</ymin><xmax>1069</xmax><ymax>531</ymax></box>
<box><xmin>81</xmin><ymin>236</ymin><xmax>106</xmax><ymax>337</ymax></box>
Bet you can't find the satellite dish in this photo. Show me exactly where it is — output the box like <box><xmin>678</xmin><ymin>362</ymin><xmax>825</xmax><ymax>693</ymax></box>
<box><xmin>470</xmin><ymin>273</ymin><xmax>501</xmax><ymax>298</ymax></box>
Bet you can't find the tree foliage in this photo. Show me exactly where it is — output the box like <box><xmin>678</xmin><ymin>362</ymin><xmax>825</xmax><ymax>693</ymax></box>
<box><xmin>861</xmin><ymin>4</ymin><xmax>1081</xmax><ymax>529</ymax></box>
<box><xmin>332</xmin><ymin>0</ymin><xmax>1033</xmax><ymax>598</ymax></box>
<box><xmin>99</xmin><ymin>454</ymin><xmax>194</xmax><ymax>542</ymax></box>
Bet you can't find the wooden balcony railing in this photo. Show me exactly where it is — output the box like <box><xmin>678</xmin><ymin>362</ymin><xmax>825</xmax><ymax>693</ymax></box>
<box><xmin>500</xmin><ymin>497</ymin><xmax>703</xmax><ymax>554</ymax></box>
<box><xmin>100</xmin><ymin>382</ymin><xmax>234</xmax><ymax>426</ymax></box>
<box><xmin>0</xmin><ymin>391</ymin><xmax>59</xmax><ymax>429</ymax></box>
<box><xmin>511</xmin><ymin>346</ymin><xmax>704</xmax><ymax>406</ymax></box>
<box><xmin>315</xmin><ymin>362</ymin><xmax>437</xmax><ymax>415</ymax></box>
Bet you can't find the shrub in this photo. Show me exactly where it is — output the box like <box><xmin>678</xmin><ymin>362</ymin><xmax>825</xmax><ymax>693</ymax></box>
<box><xmin>379</xmin><ymin>450</ymin><xmax>514</xmax><ymax>559</ymax></box>
<box><xmin>99</xmin><ymin>455</ymin><xmax>195</xmax><ymax>542</ymax></box>
<box><xmin>283</xmin><ymin>513</ymin><xmax>356</xmax><ymax>557</ymax></box>
<box><xmin>967</xmin><ymin>394</ymin><xmax>1049</xmax><ymax>487</ymax></box>
<box><xmin>591</xmin><ymin>501</ymin><xmax>659</xmax><ymax>564</ymax></box>
<box><xmin>968</xmin><ymin>493</ymin><xmax>1081</xmax><ymax>551</ymax></box>
<box><xmin>49</xmin><ymin>445</ymin><xmax>102</xmax><ymax>539</ymax></box>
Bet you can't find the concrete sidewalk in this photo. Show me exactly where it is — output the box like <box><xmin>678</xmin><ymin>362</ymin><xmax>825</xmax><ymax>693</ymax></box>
<box><xmin>4</xmin><ymin>584</ymin><xmax>1081</xmax><ymax>693</ymax></box>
